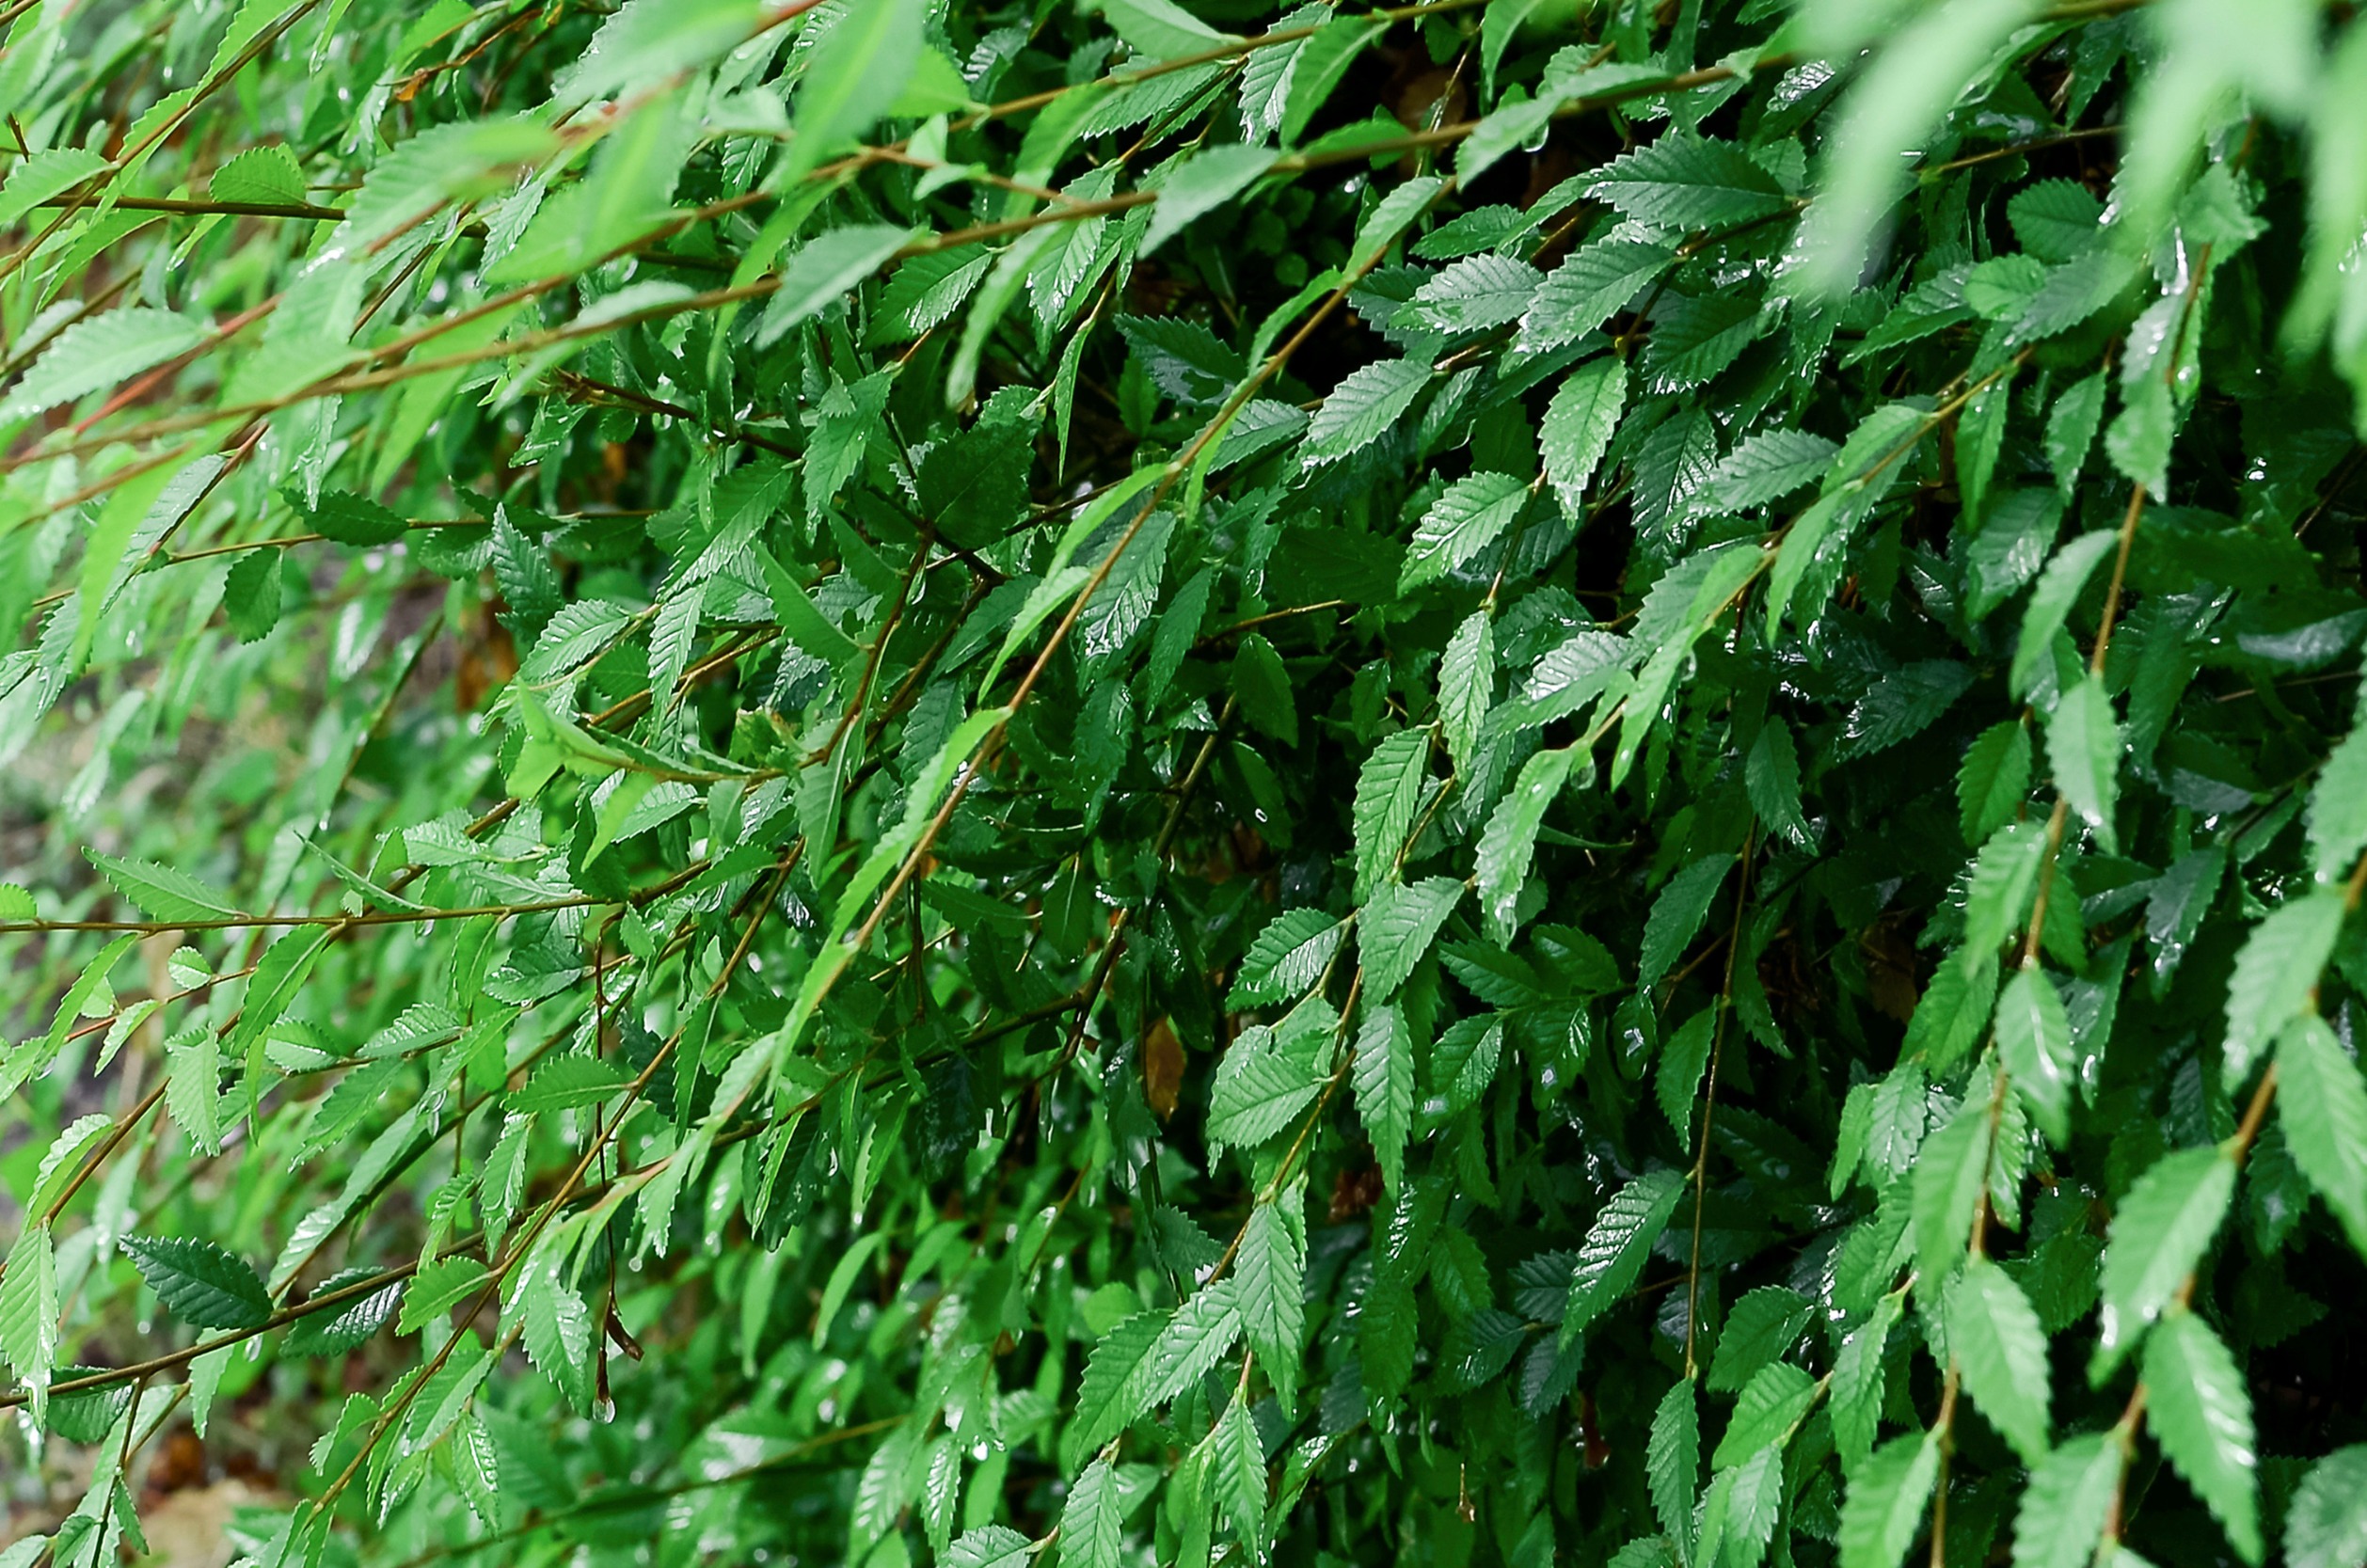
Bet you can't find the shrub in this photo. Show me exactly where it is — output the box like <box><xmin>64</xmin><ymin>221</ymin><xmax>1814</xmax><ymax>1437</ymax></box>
<box><xmin>6</xmin><ymin>0</ymin><xmax>2367</xmax><ymax>1565</ymax></box>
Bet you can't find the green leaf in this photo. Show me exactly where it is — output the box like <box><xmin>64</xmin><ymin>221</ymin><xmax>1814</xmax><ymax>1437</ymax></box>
<box><xmin>1146</xmin><ymin>146</ymin><xmax>1276</xmax><ymax>255</ymax></box>
<box><xmin>1405</xmin><ymin>254</ymin><xmax>1541</xmax><ymax>334</ymax></box>
<box><xmin>1073</xmin><ymin>1309</ymin><xmax>1170</xmax><ymax>1453</ymax></box>
<box><xmin>1354</xmin><ymin>730</ymin><xmax>1431</xmax><ymax>897</ymax></box>
<box><xmin>2143</xmin><ymin>1309</ymin><xmax>2261</xmax><ymax>1562</ymax></box>
<box><xmin>1280</xmin><ymin>16</ymin><xmax>1387</xmax><ymax>143</ymax></box>
<box><xmin>2277</xmin><ymin>1013</ymin><xmax>2367</xmax><ymax>1254</ymax></box>
<box><xmin>1587</xmin><ymin>135</ymin><xmax>1787</xmax><ymax>230</ymax></box>
<box><xmin>1745</xmin><ymin>717</ymin><xmax>1811</xmax><ymax>845</ymax></box>
<box><xmin>0</xmin><ymin>147</ymin><xmax>108</xmax><ymax>229</ymax></box>
<box><xmin>1712</xmin><ymin>1361</ymin><xmax>1819</xmax><ymax>1469</ymax></box>
<box><xmin>1946</xmin><ymin>1258</ymin><xmax>2051</xmax><ymax>1465</ymax></box>
<box><xmin>1962</xmin><ymin>819</ymin><xmax>2048</xmax><ymax>958</ymax></box>
<box><xmin>1708</xmin><ymin>1287</ymin><xmax>1813</xmax><ymax>1395</ymax></box>
<box><xmin>2288</xmin><ymin>1448</ymin><xmax>2367</xmax><ymax>1568</ymax></box>
<box><xmin>1564</xmin><ymin>1169</ymin><xmax>1685</xmax><ymax>1345</ymax></box>
<box><xmin>1957</xmin><ymin>721</ymin><xmax>2033</xmax><ymax>845</ymax></box>
<box><xmin>84</xmin><ymin>851</ymin><xmax>245</xmax><ymax>924</ymax></box>
<box><xmin>1207</xmin><ymin>1018</ymin><xmax>1330</xmax><ymax>1147</ymax></box>
<box><xmin>1358</xmin><ymin>878</ymin><xmax>1464</xmax><ymax>1003</ymax></box>
<box><xmin>1836</xmin><ymin>1433</ymin><xmax>1937</xmax><ymax>1568</ymax></box>
<box><xmin>210</xmin><ymin>144</ymin><xmax>308</xmax><ymax>207</ymax></box>
<box><xmin>1403</xmin><ymin>471</ymin><xmax>1531</xmax><ymax>593</ymax></box>
<box><xmin>224</xmin><ymin>549</ymin><xmax>282</xmax><ymax>641</ymax></box>
<box><xmin>1232</xmin><ymin>632</ymin><xmax>1299</xmax><ymax>746</ymax></box>
<box><xmin>2095</xmin><ymin>1146</ymin><xmax>2234</xmax><ymax>1373</ymax></box>
<box><xmin>1438</xmin><ymin>610</ymin><xmax>1494</xmax><ymax>774</ymax></box>
<box><xmin>1540</xmin><ymin>356</ymin><xmax>1627</xmax><ymax>518</ymax></box>
<box><xmin>1913</xmin><ymin>1100</ymin><xmax>1990</xmax><ymax>1276</ymax></box>
<box><xmin>1352</xmin><ymin>1003</ymin><xmax>1415</xmax><ymax>1196</ymax></box>
<box><xmin>1637</xmin><ymin>854</ymin><xmax>1734</xmax><ymax>990</ymax></box>
<box><xmin>1995</xmin><ymin>966</ymin><xmax>2075</xmax><ymax>1145</ymax></box>
<box><xmin>281</xmin><ymin>1269</ymin><xmax>405</xmax><ymax>1357</ymax></box>
<box><xmin>1213</xmin><ymin>1394</ymin><xmax>1266</xmax><ymax>1549</ymax></box>
<box><xmin>758</xmin><ymin>224</ymin><xmax>921</xmax><ymax>346</ymax></box>
<box><xmin>1302</xmin><ymin>358</ymin><xmax>1429</xmax><ymax>467</ymax></box>
<box><xmin>2308</xmin><ymin>723</ymin><xmax>2367</xmax><ymax>881</ymax></box>
<box><xmin>1520</xmin><ymin>240</ymin><xmax>1676</xmax><ymax>355</ymax></box>
<box><xmin>1230</xmin><ymin>909</ymin><xmax>1344</xmax><ymax>1008</ymax></box>
<box><xmin>1238</xmin><ymin>1199</ymin><xmax>1304</xmax><ymax>1401</ymax></box>
<box><xmin>0</xmin><ymin>307</ymin><xmax>208</xmax><ymax>421</ymax></box>
<box><xmin>1701</xmin><ymin>429</ymin><xmax>1840</xmax><ymax>515</ymax></box>
<box><xmin>781</xmin><ymin>0</ymin><xmax>924</xmax><ymax>183</ymax></box>
<box><xmin>307</xmin><ymin>490</ymin><xmax>408</xmax><ymax>546</ymax></box>
<box><xmin>0</xmin><ymin>1224</ymin><xmax>57</xmax><ymax>1419</ymax></box>
<box><xmin>2046</xmin><ymin>673</ymin><xmax>2122</xmax><ymax>853</ymax></box>
<box><xmin>1658</xmin><ymin>1006</ymin><xmax>1714</xmax><ymax>1146</ymax></box>
<box><xmin>1832</xmin><ymin>1291</ymin><xmax>1902</xmax><ymax>1475</ymax></box>
<box><xmin>2045</xmin><ymin>372</ymin><xmax>2108</xmax><ymax>499</ymax></box>
<box><xmin>2011</xmin><ymin>531</ymin><xmax>2118</xmax><ymax>696</ymax></box>
<box><xmin>2222</xmin><ymin>891</ymin><xmax>2346</xmax><ymax>1089</ymax></box>
<box><xmin>1476</xmin><ymin>746</ymin><xmax>1578</xmax><ymax>945</ymax></box>
<box><xmin>1648</xmin><ymin>1378</ymin><xmax>1700</xmax><ymax>1556</ymax></box>
<box><xmin>123</xmin><ymin>1234</ymin><xmax>271</xmax><ymax>1330</ymax></box>
<box><xmin>1057</xmin><ymin>1457</ymin><xmax>1125</xmax><ymax>1568</ymax></box>
<box><xmin>946</xmin><ymin>1526</ymin><xmax>1035</xmax><ymax>1568</ymax></box>
<box><xmin>397</xmin><ymin>1256</ymin><xmax>490</xmax><ymax>1335</ymax></box>
<box><xmin>505</xmin><ymin>1055</ymin><xmax>634</xmax><ymax>1114</ymax></box>
<box><xmin>2011</xmin><ymin>1435</ymin><xmax>2120</xmax><ymax>1568</ymax></box>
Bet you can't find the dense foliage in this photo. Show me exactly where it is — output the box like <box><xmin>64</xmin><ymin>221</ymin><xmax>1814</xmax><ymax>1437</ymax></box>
<box><xmin>8</xmin><ymin>0</ymin><xmax>2367</xmax><ymax>1564</ymax></box>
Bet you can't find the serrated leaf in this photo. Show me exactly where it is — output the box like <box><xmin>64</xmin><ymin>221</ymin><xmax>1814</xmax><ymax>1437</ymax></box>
<box><xmin>1358</xmin><ymin>878</ymin><xmax>1464</xmax><ymax>1003</ymax></box>
<box><xmin>1352</xmin><ymin>1003</ymin><xmax>1415</xmax><ymax>1196</ymax></box>
<box><xmin>2009</xmin><ymin>180</ymin><xmax>2105</xmax><ymax>262</ymax></box>
<box><xmin>1541</xmin><ymin>356</ymin><xmax>1627</xmax><ymax>517</ymax></box>
<box><xmin>1650</xmin><ymin>1378</ymin><xmax>1700</xmax><ymax>1556</ymax></box>
<box><xmin>1439</xmin><ymin>610</ymin><xmax>1494</xmax><ymax>773</ymax></box>
<box><xmin>1237</xmin><ymin>1201</ymin><xmax>1304</xmax><ymax>1394</ymax></box>
<box><xmin>1837</xmin><ymin>1433</ymin><xmax>1937</xmax><ymax>1568</ymax></box>
<box><xmin>1658</xmin><ymin>1007</ymin><xmax>1715</xmax><ymax>1146</ymax></box>
<box><xmin>1946</xmin><ymin>1258</ymin><xmax>2051</xmax><ymax>1465</ymax></box>
<box><xmin>2277</xmin><ymin>1013</ymin><xmax>2367</xmax><ymax>1255</ymax></box>
<box><xmin>504</xmin><ymin>1054</ymin><xmax>633</xmax><ymax>1114</ymax></box>
<box><xmin>2144</xmin><ymin>1309</ymin><xmax>2261</xmax><ymax>1562</ymax></box>
<box><xmin>84</xmin><ymin>850</ymin><xmax>245</xmax><ymax>924</ymax></box>
<box><xmin>1229</xmin><ymin>909</ymin><xmax>1344</xmax><ymax>1008</ymax></box>
<box><xmin>1708</xmin><ymin>1288</ymin><xmax>1813</xmax><ymax>1395</ymax></box>
<box><xmin>1586</xmin><ymin>135</ymin><xmax>1788</xmax><ymax>229</ymax></box>
<box><xmin>211</xmin><ymin>143</ymin><xmax>309</xmax><ymax>207</ymax></box>
<box><xmin>1146</xmin><ymin>145</ymin><xmax>1276</xmax><ymax>255</ymax></box>
<box><xmin>1746</xmin><ymin>718</ymin><xmax>1811</xmax><ymax>844</ymax></box>
<box><xmin>1354</xmin><ymin>730</ymin><xmax>1429</xmax><ymax>898</ymax></box>
<box><xmin>2012</xmin><ymin>531</ymin><xmax>2118</xmax><ymax>696</ymax></box>
<box><xmin>1564</xmin><ymin>1169</ymin><xmax>1685</xmax><ymax>1345</ymax></box>
<box><xmin>1403</xmin><ymin>471</ymin><xmax>1530</xmax><ymax>592</ymax></box>
<box><xmin>1699</xmin><ymin>429</ymin><xmax>1839</xmax><ymax>515</ymax></box>
<box><xmin>1638</xmin><ymin>854</ymin><xmax>1734</xmax><ymax>990</ymax></box>
<box><xmin>1963</xmin><ymin>819</ymin><xmax>2048</xmax><ymax>958</ymax></box>
<box><xmin>1302</xmin><ymin>358</ymin><xmax>1428</xmax><ymax>467</ymax></box>
<box><xmin>1476</xmin><ymin>745</ymin><xmax>1578</xmax><ymax>944</ymax></box>
<box><xmin>1406</xmin><ymin>253</ymin><xmax>1540</xmax><ymax>333</ymax></box>
<box><xmin>1833</xmin><ymin>1291</ymin><xmax>1901</xmax><ymax>1476</ymax></box>
<box><xmin>1520</xmin><ymin>239</ymin><xmax>1676</xmax><ymax>354</ymax></box>
<box><xmin>946</xmin><ymin>1525</ymin><xmax>1035</xmax><ymax>1568</ymax></box>
<box><xmin>0</xmin><ymin>307</ymin><xmax>209</xmax><ymax>421</ymax></box>
<box><xmin>2095</xmin><ymin>1145</ymin><xmax>2234</xmax><ymax>1373</ymax></box>
<box><xmin>2288</xmin><ymin>1447</ymin><xmax>2367</xmax><ymax>1568</ymax></box>
<box><xmin>1995</xmin><ymin>966</ymin><xmax>2075</xmax><ymax>1145</ymax></box>
<box><xmin>1913</xmin><ymin>1100</ymin><xmax>1991</xmax><ymax>1275</ymax></box>
<box><xmin>1957</xmin><ymin>721</ymin><xmax>2032</xmax><ymax>845</ymax></box>
<box><xmin>2047</xmin><ymin>673</ymin><xmax>2122</xmax><ymax>853</ymax></box>
<box><xmin>2011</xmin><ymin>1435</ymin><xmax>2120</xmax><ymax>1568</ymax></box>
<box><xmin>1057</xmin><ymin>1457</ymin><xmax>1125</xmax><ymax>1568</ymax></box>
<box><xmin>123</xmin><ymin>1235</ymin><xmax>271</xmax><ymax>1330</ymax></box>
<box><xmin>1713</xmin><ymin>1361</ymin><xmax>1819</xmax><ymax>1469</ymax></box>
<box><xmin>0</xmin><ymin>1224</ymin><xmax>57</xmax><ymax>1419</ymax></box>
<box><xmin>398</xmin><ymin>1256</ymin><xmax>491</xmax><ymax>1334</ymax></box>
<box><xmin>1207</xmin><ymin>1020</ymin><xmax>1330</xmax><ymax>1147</ymax></box>
<box><xmin>281</xmin><ymin>1268</ymin><xmax>405</xmax><ymax>1357</ymax></box>
<box><xmin>2308</xmin><ymin>724</ymin><xmax>2367</xmax><ymax>882</ymax></box>
<box><xmin>2222</xmin><ymin>891</ymin><xmax>2345</xmax><ymax>1090</ymax></box>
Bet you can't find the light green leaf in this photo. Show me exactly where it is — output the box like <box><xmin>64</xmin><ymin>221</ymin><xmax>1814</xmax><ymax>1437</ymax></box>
<box><xmin>1957</xmin><ymin>720</ymin><xmax>2032</xmax><ymax>845</ymax></box>
<box><xmin>1238</xmin><ymin>1201</ymin><xmax>1304</xmax><ymax>1403</ymax></box>
<box><xmin>782</xmin><ymin>0</ymin><xmax>924</xmax><ymax>183</ymax></box>
<box><xmin>0</xmin><ymin>307</ymin><xmax>208</xmax><ymax>421</ymax></box>
<box><xmin>2095</xmin><ymin>1146</ymin><xmax>2234</xmax><ymax>1374</ymax></box>
<box><xmin>1438</xmin><ymin>610</ymin><xmax>1494</xmax><ymax>774</ymax></box>
<box><xmin>2308</xmin><ymin>723</ymin><xmax>2367</xmax><ymax>881</ymax></box>
<box><xmin>2143</xmin><ymin>1309</ymin><xmax>2261</xmax><ymax>1562</ymax></box>
<box><xmin>1520</xmin><ymin>240</ymin><xmax>1676</xmax><ymax>355</ymax></box>
<box><xmin>2288</xmin><ymin>1448</ymin><xmax>2367</xmax><ymax>1568</ymax></box>
<box><xmin>1638</xmin><ymin>854</ymin><xmax>1734</xmax><ymax>990</ymax></box>
<box><xmin>1146</xmin><ymin>146</ymin><xmax>1276</xmax><ymax>255</ymax></box>
<box><xmin>2012</xmin><ymin>531</ymin><xmax>2118</xmax><ymax>696</ymax></box>
<box><xmin>2011</xmin><ymin>1435</ymin><xmax>2121</xmax><ymax>1568</ymax></box>
<box><xmin>2277</xmin><ymin>1013</ymin><xmax>2367</xmax><ymax>1255</ymax></box>
<box><xmin>1564</xmin><ymin>1168</ymin><xmax>1685</xmax><ymax>1346</ymax></box>
<box><xmin>1541</xmin><ymin>356</ymin><xmax>1627</xmax><ymax>517</ymax></box>
<box><xmin>1353</xmin><ymin>729</ymin><xmax>1430</xmax><ymax>898</ymax></box>
<box><xmin>1648</xmin><ymin>1377</ymin><xmax>1700</xmax><ymax>1557</ymax></box>
<box><xmin>1353</xmin><ymin>1002</ymin><xmax>1414</xmax><ymax>1196</ymax></box>
<box><xmin>1946</xmin><ymin>1258</ymin><xmax>2051</xmax><ymax>1465</ymax></box>
<box><xmin>1358</xmin><ymin>878</ymin><xmax>1464</xmax><ymax>1003</ymax></box>
<box><xmin>1476</xmin><ymin>746</ymin><xmax>1578</xmax><ymax>944</ymax></box>
<box><xmin>1302</xmin><ymin>358</ymin><xmax>1429</xmax><ymax>467</ymax></box>
<box><xmin>1995</xmin><ymin>966</ymin><xmax>2075</xmax><ymax>1145</ymax></box>
<box><xmin>84</xmin><ymin>850</ymin><xmax>245</xmax><ymax>924</ymax></box>
<box><xmin>2223</xmin><ymin>891</ymin><xmax>2346</xmax><ymax>1090</ymax></box>
<box><xmin>1836</xmin><ymin>1433</ymin><xmax>1938</xmax><ymax>1568</ymax></box>
<box><xmin>1229</xmin><ymin>909</ymin><xmax>1344</xmax><ymax>1008</ymax></box>
<box><xmin>2046</xmin><ymin>673</ymin><xmax>2122</xmax><ymax>852</ymax></box>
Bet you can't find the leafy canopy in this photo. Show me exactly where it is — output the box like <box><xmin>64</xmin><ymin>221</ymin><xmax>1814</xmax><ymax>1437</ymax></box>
<box><xmin>7</xmin><ymin>0</ymin><xmax>2367</xmax><ymax>1565</ymax></box>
